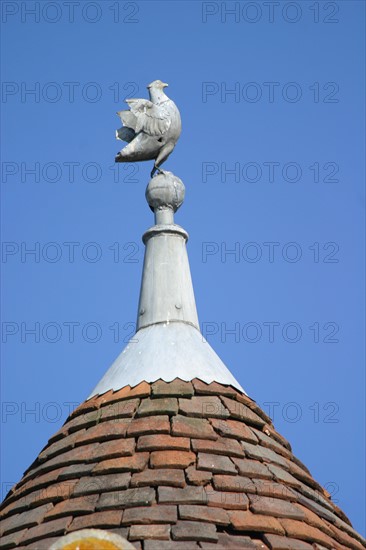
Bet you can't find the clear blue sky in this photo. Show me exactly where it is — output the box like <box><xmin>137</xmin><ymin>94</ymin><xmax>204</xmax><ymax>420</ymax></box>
<box><xmin>1</xmin><ymin>0</ymin><xmax>365</xmax><ymax>536</ymax></box>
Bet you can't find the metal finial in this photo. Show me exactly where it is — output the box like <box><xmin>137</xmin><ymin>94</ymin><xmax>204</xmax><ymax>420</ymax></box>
<box><xmin>87</xmin><ymin>82</ymin><xmax>246</xmax><ymax>397</ymax></box>
<box><xmin>145</xmin><ymin>171</ymin><xmax>185</xmax><ymax>225</ymax></box>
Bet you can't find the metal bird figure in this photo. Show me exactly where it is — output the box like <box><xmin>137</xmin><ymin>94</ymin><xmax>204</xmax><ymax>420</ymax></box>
<box><xmin>115</xmin><ymin>80</ymin><xmax>182</xmax><ymax>178</ymax></box>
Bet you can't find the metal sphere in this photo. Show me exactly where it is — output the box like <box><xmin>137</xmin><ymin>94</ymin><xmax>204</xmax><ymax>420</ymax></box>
<box><xmin>146</xmin><ymin>171</ymin><xmax>185</xmax><ymax>212</ymax></box>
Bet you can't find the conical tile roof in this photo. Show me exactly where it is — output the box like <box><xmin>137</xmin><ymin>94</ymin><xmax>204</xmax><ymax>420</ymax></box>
<box><xmin>1</xmin><ymin>378</ymin><xmax>365</xmax><ymax>549</ymax></box>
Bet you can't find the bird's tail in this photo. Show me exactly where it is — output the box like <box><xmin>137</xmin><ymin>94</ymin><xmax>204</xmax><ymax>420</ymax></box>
<box><xmin>116</xmin><ymin>127</ymin><xmax>135</xmax><ymax>143</ymax></box>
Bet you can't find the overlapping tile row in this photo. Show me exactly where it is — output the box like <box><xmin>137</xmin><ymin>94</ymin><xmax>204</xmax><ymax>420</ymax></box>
<box><xmin>0</xmin><ymin>379</ymin><xmax>365</xmax><ymax>550</ymax></box>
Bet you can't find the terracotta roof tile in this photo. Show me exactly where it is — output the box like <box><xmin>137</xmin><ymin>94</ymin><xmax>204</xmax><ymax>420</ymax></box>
<box><xmin>97</xmin><ymin>398</ymin><xmax>140</xmax><ymax>421</ymax></box>
<box><xmin>137</xmin><ymin>434</ymin><xmax>190</xmax><ymax>451</ymax></box>
<box><xmin>37</xmin><ymin>431</ymin><xmax>84</xmax><ymax>463</ymax></box>
<box><xmin>220</xmin><ymin>396</ymin><xmax>266</xmax><ymax>427</ymax></box>
<box><xmin>106</xmin><ymin>381</ymin><xmax>151</xmax><ymax>404</ymax></box>
<box><xmin>179</xmin><ymin>504</ymin><xmax>230</xmax><ymax>525</ymax></box>
<box><xmin>94</xmin><ymin>390</ymin><xmax>115</xmax><ymax>407</ymax></box>
<box><xmin>26</xmin><ymin>480</ymin><xmax>76</xmax><ymax>508</ymax></box>
<box><xmin>333</xmin><ymin>515</ymin><xmax>366</xmax><ymax>545</ymax></box>
<box><xmin>158</xmin><ymin>486</ymin><xmax>206</xmax><ymax>505</ymax></box>
<box><xmin>248</xmin><ymin>495</ymin><xmax>306</xmax><ymax>521</ymax></box>
<box><xmin>9</xmin><ymin>467</ymin><xmax>66</xmax><ymax>500</ymax></box>
<box><xmin>129</xmin><ymin>523</ymin><xmax>170</xmax><ymax>540</ymax></box>
<box><xmin>57</xmin><ymin>463</ymin><xmax>95</xmax><ymax>481</ymax></box>
<box><xmin>46</xmin><ymin>425</ymin><xmax>69</xmax><ymax>446</ymax></box>
<box><xmin>137</xmin><ymin>397</ymin><xmax>178</xmax><ymax>417</ymax></box>
<box><xmin>171</xmin><ymin>414</ymin><xmax>218</xmax><ymax>439</ymax></box>
<box><xmin>192</xmin><ymin>379</ymin><xmax>237</xmax><ymax>397</ymax></box>
<box><xmin>294</xmin><ymin>480</ymin><xmax>333</xmax><ymax>510</ymax></box>
<box><xmin>251</xmin><ymin>428</ymin><xmax>293</xmax><ymax>460</ymax></box>
<box><xmin>263</xmin><ymin>533</ymin><xmax>313</xmax><ymax>549</ymax></box>
<box><xmin>92</xmin><ymin>453</ymin><xmax>149</xmax><ymax>474</ymax></box>
<box><xmin>296</xmin><ymin>491</ymin><xmax>340</xmax><ymax>525</ymax></box>
<box><xmin>192</xmin><ymin>436</ymin><xmax>244</xmax><ymax>457</ymax></box>
<box><xmin>179</xmin><ymin>396</ymin><xmax>229</xmax><ymax>418</ymax></box>
<box><xmin>244</xmin><ymin>444</ymin><xmax>290</xmax><ymax>472</ymax></box>
<box><xmin>213</xmin><ymin>474</ymin><xmax>256</xmax><ymax>493</ymax></box>
<box><xmin>144</xmin><ymin>541</ymin><xmax>199</xmax><ymax>549</ymax></box>
<box><xmin>197</xmin><ymin>452</ymin><xmax>237</xmax><ymax>474</ymax></box>
<box><xmin>43</xmin><ymin>494</ymin><xmax>98</xmax><ymax>520</ymax></box>
<box><xmin>22</xmin><ymin>536</ymin><xmax>60</xmax><ymax>549</ymax></box>
<box><xmin>185</xmin><ymin>465</ymin><xmax>213</xmax><ymax>486</ymax></box>
<box><xmin>0</xmin><ymin>504</ymin><xmax>52</xmax><ymax>536</ymax></box>
<box><xmin>92</xmin><ymin>437</ymin><xmax>135</xmax><ymax>460</ymax></box>
<box><xmin>67</xmin><ymin>510</ymin><xmax>123</xmax><ymax>531</ymax></box>
<box><xmin>74</xmin><ymin>418</ymin><xmax>130</xmax><ymax>445</ymax></box>
<box><xmin>97</xmin><ymin>487</ymin><xmax>155</xmax><ymax>510</ymax></box>
<box><xmin>67</xmin><ymin>395</ymin><xmax>99</xmax><ymax>420</ymax></box>
<box><xmin>206</xmin><ymin>486</ymin><xmax>249</xmax><ymax>510</ymax></box>
<box><xmin>1</xmin><ymin>380</ymin><xmax>365</xmax><ymax>549</ymax></box>
<box><xmin>171</xmin><ymin>520</ymin><xmax>218</xmax><ymax>542</ymax></box>
<box><xmin>233</xmin><ymin>393</ymin><xmax>273</xmax><ymax>425</ymax></box>
<box><xmin>150</xmin><ymin>450</ymin><xmax>195</xmax><ymax>469</ymax></box>
<box><xmin>252</xmin><ymin>479</ymin><xmax>297</xmax><ymax>502</ymax></box>
<box><xmin>127</xmin><ymin>415</ymin><xmax>170</xmax><ymax>437</ymax></box>
<box><xmin>0</xmin><ymin>528</ymin><xmax>28</xmax><ymax>549</ymax></box>
<box><xmin>229</xmin><ymin>510</ymin><xmax>285</xmax><ymax>535</ymax></box>
<box><xmin>328</xmin><ymin>522</ymin><xmax>366</xmax><ymax>550</ymax></box>
<box><xmin>210</xmin><ymin>418</ymin><xmax>258</xmax><ymax>443</ymax></box>
<box><xmin>278</xmin><ymin>518</ymin><xmax>340</xmax><ymax>548</ymax></box>
<box><xmin>232</xmin><ymin>457</ymin><xmax>273</xmax><ymax>480</ymax></box>
<box><xmin>27</xmin><ymin>443</ymin><xmax>99</xmax><ymax>476</ymax></box>
<box><xmin>266</xmin><ymin>464</ymin><xmax>302</xmax><ymax>487</ymax></box>
<box><xmin>282</xmin><ymin>458</ymin><xmax>321</xmax><ymax>490</ymax></box>
<box><xmin>201</xmin><ymin>532</ymin><xmax>259</xmax><ymax>548</ymax></box>
<box><xmin>19</xmin><ymin>516</ymin><xmax>72</xmax><ymax>545</ymax></box>
<box><xmin>293</xmin><ymin>503</ymin><xmax>336</xmax><ymax>538</ymax></box>
<box><xmin>65</xmin><ymin>410</ymin><xmax>103</xmax><ymax>434</ymax></box>
<box><xmin>0</xmin><ymin>497</ymin><xmax>29</xmax><ymax>521</ymax></box>
<box><xmin>151</xmin><ymin>379</ymin><xmax>194</xmax><ymax>397</ymax></box>
<box><xmin>262</xmin><ymin>424</ymin><xmax>292</xmax><ymax>451</ymax></box>
<box><xmin>73</xmin><ymin>472</ymin><xmax>131</xmax><ymax>496</ymax></box>
<box><xmin>121</xmin><ymin>505</ymin><xmax>177</xmax><ymax>525</ymax></box>
<box><xmin>131</xmin><ymin>468</ymin><xmax>185</xmax><ymax>488</ymax></box>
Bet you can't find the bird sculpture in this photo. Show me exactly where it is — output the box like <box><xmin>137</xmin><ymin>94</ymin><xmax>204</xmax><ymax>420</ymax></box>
<box><xmin>115</xmin><ymin>80</ymin><xmax>182</xmax><ymax>177</ymax></box>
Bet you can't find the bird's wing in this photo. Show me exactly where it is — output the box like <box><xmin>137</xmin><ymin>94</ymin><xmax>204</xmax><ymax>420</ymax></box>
<box><xmin>117</xmin><ymin>109</ymin><xmax>137</xmax><ymax>130</ymax></box>
<box><xmin>125</xmin><ymin>99</ymin><xmax>171</xmax><ymax>137</ymax></box>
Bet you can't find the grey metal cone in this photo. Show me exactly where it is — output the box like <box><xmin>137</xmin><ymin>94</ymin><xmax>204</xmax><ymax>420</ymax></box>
<box><xmin>89</xmin><ymin>173</ymin><xmax>245</xmax><ymax>397</ymax></box>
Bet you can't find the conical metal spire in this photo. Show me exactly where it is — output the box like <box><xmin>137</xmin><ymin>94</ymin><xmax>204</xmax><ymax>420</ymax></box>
<box><xmin>89</xmin><ymin>172</ymin><xmax>245</xmax><ymax>397</ymax></box>
<box><xmin>137</xmin><ymin>173</ymin><xmax>199</xmax><ymax>331</ymax></box>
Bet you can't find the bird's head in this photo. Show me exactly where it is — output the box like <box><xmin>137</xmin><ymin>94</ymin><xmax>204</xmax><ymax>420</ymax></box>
<box><xmin>147</xmin><ymin>80</ymin><xmax>169</xmax><ymax>90</ymax></box>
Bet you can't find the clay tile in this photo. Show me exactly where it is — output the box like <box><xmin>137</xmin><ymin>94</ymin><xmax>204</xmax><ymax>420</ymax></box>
<box><xmin>67</xmin><ymin>510</ymin><xmax>123</xmax><ymax>531</ymax></box>
<box><xmin>152</xmin><ymin>379</ymin><xmax>194</xmax><ymax>398</ymax></box>
<box><xmin>122</xmin><ymin>505</ymin><xmax>177</xmax><ymax>525</ymax></box>
<box><xmin>129</xmin><ymin>524</ymin><xmax>170</xmax><ymax>541</ymax></box>
<box><xmin>179</xmin><ymin>396</ymin><xmax>229</xmax><ymax>419</ymax></box>
<box><xmin>171</xmin><ymin>520</ymin><xmax>218</xmax><ymax>542</ymax></box>
<box><xmin>171</xmin><ymin>415</ymin><xmax>217</xmax><ymax>440</ymax></box>
<box><xmin>192</xmin><ymin>379</ymin><xmax>237</xmax><ymax>397</ymax></box>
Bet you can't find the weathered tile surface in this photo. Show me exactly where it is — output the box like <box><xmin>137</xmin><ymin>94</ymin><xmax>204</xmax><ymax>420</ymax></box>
<box><xmin>0</xmin><ymin>380</ymin><xmax>364</xmax><ymax>550</ymax></box>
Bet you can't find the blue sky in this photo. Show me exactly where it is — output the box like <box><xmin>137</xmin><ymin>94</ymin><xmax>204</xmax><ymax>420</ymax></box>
<box><xmin>1</xmin><ymin>0</ymin><xmax>365</xmax><ymax>535</ymax></box>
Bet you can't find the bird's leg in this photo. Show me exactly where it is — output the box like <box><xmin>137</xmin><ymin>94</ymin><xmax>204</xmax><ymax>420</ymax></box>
<box><xmin>151</xmin><ymin>143</ymin><xmax>175</xmax><ymax>178</ymax></box>
<box><xmin>150</xmin><ymin>164</ymin><xmax>165</xmax><ymax>178</ymax></box>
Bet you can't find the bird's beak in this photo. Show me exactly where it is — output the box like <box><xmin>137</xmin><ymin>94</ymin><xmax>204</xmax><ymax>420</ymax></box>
<box><xmin>163</xmin><ymin>82</ymin><xmax>168</xmax><ymax>88</ymax></box>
